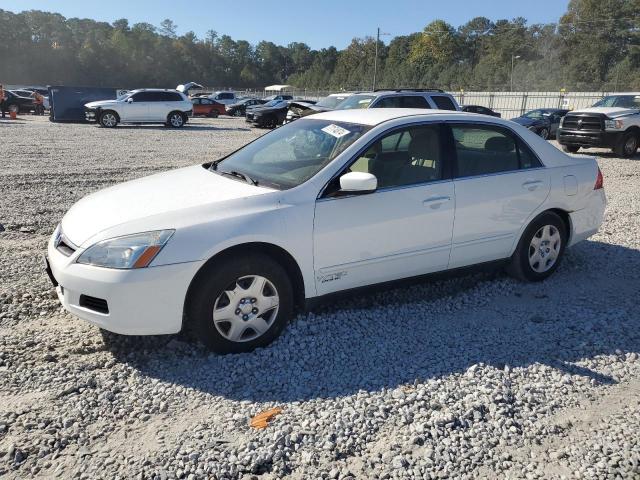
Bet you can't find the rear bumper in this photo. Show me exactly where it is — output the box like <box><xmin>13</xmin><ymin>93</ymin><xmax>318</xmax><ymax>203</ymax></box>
<box><xmin>568</xmin><ymin>189</ymin><xmax>607</xmax><ymax>246</ymax></box>
<box><xmin>46</xmin><ymin>231</ymin><xmax>201</xmax><ymax>335</ymax></box>
<box><xmin>558</xmin><ymin>129</ymin><xmax>621</xmax><ymax>148</ymax></box>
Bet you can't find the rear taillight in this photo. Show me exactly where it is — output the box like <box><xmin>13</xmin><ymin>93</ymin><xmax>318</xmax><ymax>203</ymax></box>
<box><xmin>594</xmin><ymin>167</ymin><xmax>603</xmax><ymax>190</ymax></box>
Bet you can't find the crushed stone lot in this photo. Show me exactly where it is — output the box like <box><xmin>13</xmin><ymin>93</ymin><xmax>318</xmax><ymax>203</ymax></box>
<box><xmin>1</xmin><ymin>115</ymin><xmax>639</xmax><ymax>479</ymax></box>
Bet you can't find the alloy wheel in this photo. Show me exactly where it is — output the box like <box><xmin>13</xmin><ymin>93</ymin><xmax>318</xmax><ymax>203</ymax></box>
<box><xmin>170</xmin><ymin>113</ymin><xmax>183</xmax><ymax>127</ymax></box>
<box><xmin>539</xmin><ymin>128</ymin><xmax>549</xmax><ymax>140</ymax></box>
<box><xmin>624</xmin><ymin>136</ymin><xmax>637</xmax><ymax>156</ymax></box>
<box><xmin>528</xmin><ymin>225</ymin><xmax>561</xmax><ymax>273</ymax></box>
<box><xmin>101</xmin><ymin>113</ymin><xmax>117</xmax><ymax>127</ymax></box>
<box><xmin>212</xmin><ymin>275</ymin><xmax>279</xmax><ymax>342</ymax></box>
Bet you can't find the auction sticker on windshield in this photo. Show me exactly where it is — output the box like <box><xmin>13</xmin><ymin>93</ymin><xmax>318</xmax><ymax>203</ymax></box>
<box><xmin>322</xmin><ymin>124</ymin><xmax>351</xmax><ymax>138</ymax></box>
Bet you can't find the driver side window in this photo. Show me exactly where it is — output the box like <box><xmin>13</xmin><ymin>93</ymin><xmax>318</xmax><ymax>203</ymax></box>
<box><xmin>349</xmin><ymin>125</ymin><xmax>443</xmax><ymax>189</ymax></box>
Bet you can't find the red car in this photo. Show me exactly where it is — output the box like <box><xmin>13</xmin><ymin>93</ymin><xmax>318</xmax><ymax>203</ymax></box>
<box><xmin>191</xmin><ymin>98</ymin><xmax>226</xmax><ymax>117</ymax></box>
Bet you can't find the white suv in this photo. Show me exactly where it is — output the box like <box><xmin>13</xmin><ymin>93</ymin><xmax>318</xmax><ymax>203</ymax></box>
<box><xmin>209</xmin><ymin>91</ymin><xmax>238</xmax><ymax>105</ymax></box>
<box><xmin>85</xmin><ymin>89</ymin><xmax>193</xmax><ymax>128</ymax></box>
<box><xmin>337</xmin><ymin>89</ymin><xmax>460</xmax><ymax>111</ymax></box>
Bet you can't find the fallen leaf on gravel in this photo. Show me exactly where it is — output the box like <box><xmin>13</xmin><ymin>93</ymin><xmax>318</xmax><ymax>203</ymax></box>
<box><xmin>250</xmin><ymin>407</ymin><xmax>282</xmax><ymax>429</ymax></box>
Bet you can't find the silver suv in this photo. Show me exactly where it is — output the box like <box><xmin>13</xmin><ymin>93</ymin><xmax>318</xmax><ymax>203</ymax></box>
<box><xmin>336</xmin><ymin>89</ymin><xmax>460</xmax><ymax>111</ymax></box>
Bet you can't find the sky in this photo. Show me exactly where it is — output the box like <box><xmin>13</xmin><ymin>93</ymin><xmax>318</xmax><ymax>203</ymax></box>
<box><xmin>0</xmin><ymin>0</ymin><xmax>571</xmax><ymax>50</ymax></box>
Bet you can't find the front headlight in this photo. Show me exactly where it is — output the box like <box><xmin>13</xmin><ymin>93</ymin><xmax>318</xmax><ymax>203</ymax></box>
<box><xmin>77</xmin><ymin>230</ymin><xmax>174</xmax><ymax>269</ymax></box>
<box><xmin>605</xmin><ymin>119</ymin><xmax>623</xmax><ymax>129</ymax></box>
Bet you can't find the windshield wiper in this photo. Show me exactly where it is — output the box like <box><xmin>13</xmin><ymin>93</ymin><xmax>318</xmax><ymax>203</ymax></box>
<box><xmin>209</xmin><ymin>159</ymin><xmax>223</xmax><ymax>171</ymax></box>
<box><xmin>219</xmin><ymin>170</ymin><xmax>259</xmax><ymax>186</ymax></box>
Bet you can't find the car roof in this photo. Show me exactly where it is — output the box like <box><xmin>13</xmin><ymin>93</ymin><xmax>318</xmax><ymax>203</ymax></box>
<box><xmin>353</xmin><ymin>90</ymin><xmax>451</xmax><ymax>98</ymax></box>
<box><xmin>309</xmin><ymin>108</ymin><xmax>473</xmax><ymax>126</ymax></box>
<box><xmin>131</xmin><ymin>88</ymin><xmax>182</xmax><ymax>93</ymax></box>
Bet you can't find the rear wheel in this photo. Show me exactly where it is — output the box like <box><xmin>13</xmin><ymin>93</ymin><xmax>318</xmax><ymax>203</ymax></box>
<box><xmin>234</xmin><ymin>109</ymin><xmax>243</xmax><ymax>117</ymax></box>
<box><xmin>167</xmin><ymin>111</ymin><xmax>185</xmax><ymax>128</ymax></box>
<box><xmin>186</xmin><ymin>253</ymin><xmax>293</xmax><ymax>353</ymax></box>
<box><xmin>207</xmin><ymin>110</ymin><xmax>219</xmax><ymax>118</ymax></box>
<box><xmin>507</xmin><ymin>211</ymin><xmax>567</xmax><ymax>282</ymax></box>
<box><xmin>562</xmin><ymin>145</ymin><xmax>579</xmax><ymax>154</ymax></box>
<box><xmin>614</xmin><ymin>132</ymin><xmax>638</xmax><ymax>158</ymax></box>
<box><xmin>99</xmin><ymin>111</ymin><xmax>118</xmax><ymax>128</ymax></box>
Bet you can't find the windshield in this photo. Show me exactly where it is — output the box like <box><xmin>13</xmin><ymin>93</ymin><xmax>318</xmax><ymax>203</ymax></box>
<box><xmin>336</xmin><ymin>94</ymin><xmax>375</xmax><ymax>110</ymax></box>
<box><xmin>210</xmin><ymin>119</ymin><xmax>371</xmax><ymax>189</ymax></box>
<box><xmin>592</xmin><ymin>95</ymin><xmax>640</xmax><ymax>108</ymax></box>
<box><xmin>316</xmin><ymin>95</ymin><xmax>350</xmax><ymax>109</ymax></box>
<box><xmin>522</xmin><ymin>110</ymin><xmax>548</xmax><ymax>119</ymax></box>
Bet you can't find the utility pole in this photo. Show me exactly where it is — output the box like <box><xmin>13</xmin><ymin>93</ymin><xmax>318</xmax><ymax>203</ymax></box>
<box><xmin>510</xmin><ymin>55</ymin><xmax>521</xmax><ymax>92</ymax></box>
<box><xmin>372</xmin><ymin>28</ymin><xmax>390</xmax><ymax>91</ymax></box>
<box><xmin>373</xmin><ymin>27</ymin><xmax>380</xmax><ymax>91</ymax></box>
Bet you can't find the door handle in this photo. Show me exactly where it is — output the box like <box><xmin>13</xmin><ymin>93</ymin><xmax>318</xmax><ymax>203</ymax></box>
<box><xmin>423</xmin><ymin>195</ymin><xmax>451</xmax><ymax>207</ymax></box>
<box><xmin>522</xmin><ymin>180</ymin><xmax>543</xmax><ymax>191</ymax></box>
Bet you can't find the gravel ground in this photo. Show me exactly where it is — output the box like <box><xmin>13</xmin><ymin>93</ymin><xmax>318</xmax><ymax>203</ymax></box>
<box><xmin>1</xmin><ymin>115</ymin><xmax>639</xmax><ymax>479</ymax></box>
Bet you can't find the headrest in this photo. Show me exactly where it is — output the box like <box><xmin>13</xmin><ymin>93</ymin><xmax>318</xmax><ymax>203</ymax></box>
<box><xmin>484</xmin><ymin>136</ymin><xmax>513</xmax><ymax>153</ymax></box>
<box><xmin>408</xmin><ymin>130</ymin><xmax>439</xmax><ymax>159</ymax></box>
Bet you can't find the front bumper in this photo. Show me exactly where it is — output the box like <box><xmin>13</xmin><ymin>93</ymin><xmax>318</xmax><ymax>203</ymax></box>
<box><xmin>84</xmin><ymin>108</ymin><xmax>98</xmax><ymax>122</ymax></box>
<box><xmin>557</xmin><ymin>128</ymin><xmax>622</xmax><ymax>148</ymax></box>
<box><xmin>46</xmin><ymin>232</ymin><xmax>201</xmax><ymax>335</ymax></box>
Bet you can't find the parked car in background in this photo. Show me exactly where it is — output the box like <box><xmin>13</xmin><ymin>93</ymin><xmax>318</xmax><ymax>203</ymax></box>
<box><xmin>285</xmin><ymin>93</ymin><xmax>354</xmax><ymax>123</ymax></box>
<box><xmin>511</xmin><ymin>109</ymin><xmax>569</xmax><ymax>140</ymax></box>
<box><xmin>46</xmin><ymin>108</ymin><xmax>605</xmax><ymax>353</ymax></box>
<box><xmin>191</xmin><ymin>97</ymin><xmax>226</xmax><ymax>117</ymax></box>
<box><xmin>462</xmin><ymin>105</ymin><xmax>501</xmax><ymax>117</ymax></box>
<box><xmin>336</xmin><ymin>89</ymin><xmax>460</xmax><ymax>111</ymax></box>
<box><xmin>5</xmin><ymin>91</ymin><xmax>35</xmax><ymax>113</ymax></box>
<box><xmin>208</xmin><ymin>91</ymin><xmax>238</xmax><ymax>105</ymax></box>
<box><xmin>226</xmin><ymin>98</ymin><xmax>267</xmax><ymax>117</ymax></box>
<box><xmin>84</xmin><ymin>89</ymin><xmax>193</xmax><ymax>128</ymax></box>
<box><xmin>557</xmin><ymin>94</ymin><xmax>640</xmax><ymax>157</ymax></box>
<box><xmin>245</xmin><ymin>99</ymin><xmax>290</xmax><ymax>128</ymax></box>
<box><xmin>263</xmin><ymin>94</ymin><xmax>294</xmax><ymax>102</ymax></box>
<box><xmin>12</xmin><ymin>89</ymin><xmax>50</xmax><ymax>110</ymax></box>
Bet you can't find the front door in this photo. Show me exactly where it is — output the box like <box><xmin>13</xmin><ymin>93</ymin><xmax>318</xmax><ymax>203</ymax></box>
<box><xmin>447</xmin><ymin>123</ymin><xmax>551</xmax><ymax>268</ymax></box>
<box><xmin>313</xmin><ymin>123</ymin><xmax>455</xmax><ymax>296</ymax></box>
<box><xmin>121</xmin><ymin>92</ymin><xmax>150</xmax><ymax>121</ymax></box>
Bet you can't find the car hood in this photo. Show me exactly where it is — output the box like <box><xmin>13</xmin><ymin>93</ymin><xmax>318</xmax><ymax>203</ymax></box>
<box><xmin>569</xmin><ymin>106</ymin><xmax>640</xmax><ymax>118</ymax></box>
<box><xmin>511</xmin><ymin>117</ymin><xmax>546</xmax><ymax>127</ymax></box>
<box><xmin>61</xmin><ymin>165</ymin><xmax>274</xmax><ymax>246</ymax></box>
<box><xmin>84</xmin><ymin>99</ymin><xmax>120</xmax><ymax>109</ymax></box>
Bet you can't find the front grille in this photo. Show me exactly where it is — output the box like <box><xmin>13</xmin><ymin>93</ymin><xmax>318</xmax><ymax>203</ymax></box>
<box><xmin>79</xmin><ymin>295</ymin><xmax>109</xmax><ymax>314</ymax></box>
<box><xmin>562</xmin><ymin>114</ymin><xmax>604</xmax><ymax>131</ymax></box>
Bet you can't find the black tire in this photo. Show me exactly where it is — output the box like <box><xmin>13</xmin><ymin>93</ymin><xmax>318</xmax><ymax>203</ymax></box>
<box><xmin>506</xmin><ymin>211</ymin><xmax>567</xmax><ymax>282</ymax></box>
<box><xmin>185</xmin><ymin>253</ymin><xmax>294</xmax><ymax>353</ymax></box>
<box><xmin>562</xmin><ymin>145</ymin><xmax>579</xmax><ymax>154</ymax></box>
<box><xmin>264</xmin><ymin>116</ymin><xmax>277</xmax><ymax>129</ymax></box>
<box><xmin>167</xmin><ymin>111</ymin><xmax>185</xmax><ymax>128</ymax></box>
<box><xmin>99</xmin><ymin>110</ymin><xmax>118</xmax><ymax>128</ymax></box>
<box><xmin>234</xmin><ymin>109</ymin><xmax>243</xmax><ymax>117</ymax></box>
<box><xmin>207</xmin><ymin>110</ymin><xmax>219</xmax><ymax>118</ymax></box>
<box><xmin>613</xmin><ymin>131</ymin><xmax>638</xmax><ymax>158</ymax></box>
<box><xmin>539</xmin><ymin>128</ymin><xmax>549</xmax><ymax>140</ymax></box>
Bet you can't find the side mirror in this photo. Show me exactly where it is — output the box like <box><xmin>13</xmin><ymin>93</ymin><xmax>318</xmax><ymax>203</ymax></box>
<box><xmin>339</xmin><ymin>171</ymin><xmax>377</xmax><ymax>194</ymax></box>
<box><xmin>127</xmin><ymin>98</ymin><xmax>133</xmax><ymax>103</ymax></box>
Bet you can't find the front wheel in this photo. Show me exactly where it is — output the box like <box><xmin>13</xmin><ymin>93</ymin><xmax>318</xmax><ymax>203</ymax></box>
<box><xmin>562</xmin><ymin>145</ymin><xmax>579</xmax><ymax>154</ymax></box>
<box><xmin>167</xmin><ymin>111</ymin><xmax>185</xmax><ymax>128</ymax></box>
<box><xmin>186</xmin><ymin>253</ymin><xmax>293</xmax><ymax>353</ymax></box>
<box><xmin>538</xmin><ymin>127</ymin><xmax>549</xmax><ymax>140</ymax></box>
<box><xmin>614</xmin><ymin>132</ymin><xmax>638</xmax><ymax>158</ymax></box>
<box><xmin>506</xmin><ymin>212</ymin><xmax>567</xmax><ymax>282</ymax></box>
<box><xmin>99</xmin><ymin>111</ymin><xmax>118</xmax><ymax>128</ymax></box>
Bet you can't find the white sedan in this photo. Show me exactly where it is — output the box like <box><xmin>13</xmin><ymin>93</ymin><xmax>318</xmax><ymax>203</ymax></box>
<box><xmin>46</xmin><ymin>109</ymin><xmax>606</xmax><ymax>353</ymax></box>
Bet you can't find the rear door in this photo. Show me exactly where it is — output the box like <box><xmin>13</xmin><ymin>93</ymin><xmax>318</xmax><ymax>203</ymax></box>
<box><xmin>447</xmin><ymin>123</ymin><xmax>550</xmax><ymax>268</ymax></box>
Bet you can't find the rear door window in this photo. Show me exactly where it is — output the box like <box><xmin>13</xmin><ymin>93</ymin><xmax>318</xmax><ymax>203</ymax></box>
<box><xmin>401</xmin><ymin>96</ymin><xmax>430</xmax><ymax>108</ymax></box>
<box><xmin>451</xmin><ymin>124</ymin><xmax>541</xmax><ymax>177</ymax></box>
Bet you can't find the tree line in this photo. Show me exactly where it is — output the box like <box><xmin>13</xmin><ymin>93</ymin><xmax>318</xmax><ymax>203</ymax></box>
<box><xmin>1</xmin><ymin>0</ymin><xmax>639</xmax><ymax>92</ymax></box>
